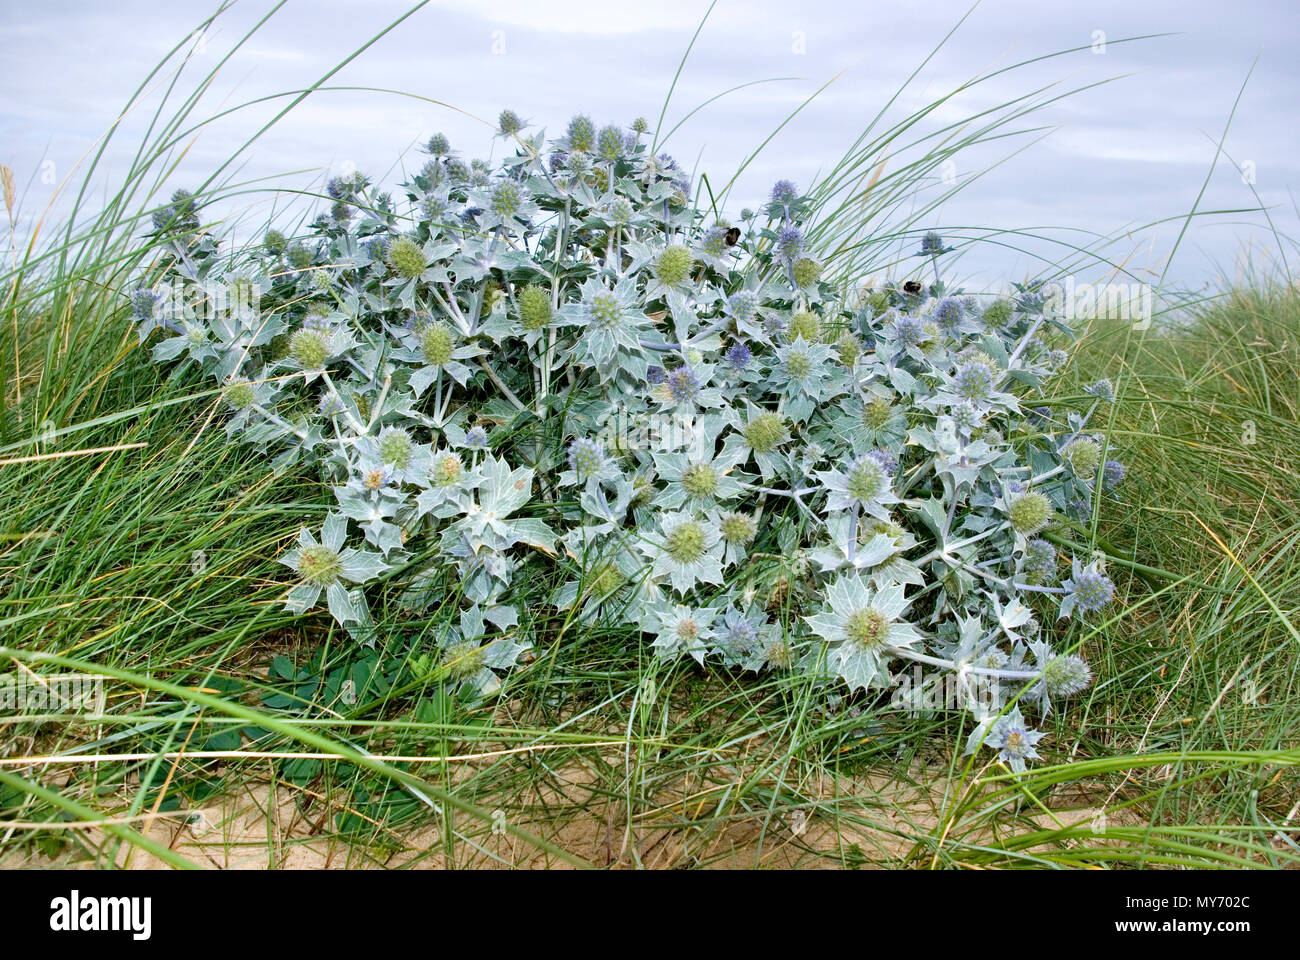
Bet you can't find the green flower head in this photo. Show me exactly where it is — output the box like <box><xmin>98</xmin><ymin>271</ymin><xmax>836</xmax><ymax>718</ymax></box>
<box><xmin>791</xmin><ymin>257</ymin><xmax>822</xmax><ymax>288</ymax></box>
<box><xmin>431</xmin><ymin>451</ymin><xmax>463</xmax><ymax>487</ymax></box>
<box><xmin>297</xmin><ymin>544</ymin><xmax>343</xmax><ymax>588</ymax></box>
<box><xmin>1064</xmin><ymin>437</ymin><xmax>1102</xmax><ymax>478</ymax></box>
<box><xmin>744</xmin><ymin>412</ymin><xmax>789</xmax><ymax>454</ymax></box>
<box><xmin>805</xmin><ymin>576</ymin><xmax>920</xmax><ymax>691</ymax></box>
<box><xmin>647</xmin><ymin>512</ymin><xmax>724</xmax><ymax>594</ymax></box>
<box><xmin>681</xmin><ymin>462</ymin><xmax>718</xmax><ymax>499</ymax></box>
<box><xmin>787</xmin><ymin>310</ymin><xmax>821</xmax><ymax>343</ymax></box>
<box><xmin>1008</xmin><ymin>491</ymin><xmax>1052</xmax><ymax>535</ymax></box>
<box><xmin>490</xmin><ymin>180</ymin><xmax>522</xmax><ymax>218</ymax></box>
<box><xmin>387</xmin><ymin>236</ymin><xmax>426</xmax><ymax>279</ymax></box>
<box><xmin>863</xmin><ymin>397</ymin><xmax>893</xmax><ymax>430</ymax></box>
<box><xmin>290</xmin><ymin>328</ymin><xmax>331</xmax><ymax>370</ymax></box>
<box><xmin>517</xmin><ymin>285</ymin><xmax>552</xmax><ymax>330</ymax></box>
<box><xmin>566</xmin><ymin>114</ymin><xmax>596</xmax><ymax>152</ymax></box>
<box><xmin>654</xmin><ymin>245</ymin><xmax>694</xmax><ymax>287</ymax></box>
<box><xmin>378</xmin><ymin>427</ymin><xmax>414</xmax><ymax>469</ymax></box>
<box><xmin>983</xmin><ymin>298</ymin><xmax>1013</xmax><ymax>326</ymax></box>
<box><xmin>719</xmin><ymin>511</ymin><xmax>757</xmax><ymax>545</ymax></box>
<box><xmin>665</xmin><ymin>521</ymin><xmax>706</xmax><ymax>563</ymax></box>
<box><xmin>586</xmin><ymin>290</ymin><xmax>624</xmax><ymax>329</ymax></box>
<box><xmin>420</xmin><ymin>323</ymin><xmax>456</xmax><ymax>366</ymax></box>
<box><xmin>224</xmin><ymin>377</ymin><xmax>256</xmax><ymax>411</ymax></box>
<box><xmin>441</xmin><ymin>640</ymin><xmax>487</xmax><ymax>680</ymax></box>
<box><xmin>835</xmin><ymin>331</ymin><xmax>861</xmax><ymax>366</ymax></box>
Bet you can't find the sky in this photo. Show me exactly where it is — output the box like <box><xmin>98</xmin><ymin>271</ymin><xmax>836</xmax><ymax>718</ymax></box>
<box><xmin>1</xmin><ymin>0</ymin><xmax>1297</xmax><ymax>293</ymax></box>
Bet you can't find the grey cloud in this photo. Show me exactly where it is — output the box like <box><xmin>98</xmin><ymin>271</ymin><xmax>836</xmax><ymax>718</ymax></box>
<box><xmin>0</xmin><ymin>0</ymin><xmax>1293</xmax><ymax>289</ymax></box>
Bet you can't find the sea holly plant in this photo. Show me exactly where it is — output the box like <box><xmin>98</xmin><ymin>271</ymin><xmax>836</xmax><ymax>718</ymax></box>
<box><xmin>127</xmin><ymin>113</ymin><xmax>1129</xmax><ymax>769</ymax></box>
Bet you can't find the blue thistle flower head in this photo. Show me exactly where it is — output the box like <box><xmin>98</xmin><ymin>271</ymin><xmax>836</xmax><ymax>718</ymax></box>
<box><xmin>1066</xmin><ymin>496</ymin><xmax>1092</xmax><ymax>522</ymax></box>
<box><xmin>151</xmin><ymin>205</ymin><xmax>177</xmax><ymax>232</ymax></box>
<box><xmin>1065</xmin><ymin>563</ymin><xmax>1115</xmax><ymax>614</ymax></box>
<box><xmin>1084</xmin><ymin>378</ymin><xmax>1115</xmax><ymax>401</ymax></box>
<box><xmin>892</xmin><ymin>315</ymin><xmax>927</xmax><ymax>348</ymax></box>
<box><xmin>646</xmin><ymin>365</ymin><xmax>667</xmax><ymax>385</ymax></box>
<box><xmin>667</xmin><ymin>367</ymin><xmax>702</xmax><ymax>405</ymax></box>
<box><xmin>700</xmin><ymin>224</ymin><xmax>730</xmax><ymax>260</ymax></box>
<box><xmin>1103</xmin><ymin>459</ymin><xmax>1126</xmax><ymax>490</ymax></box>
<box><xmin>865</xmin><ymin>448</ymin><xmax>897</xmax><ymax>475</ymax></box>
<box><xmin>361</xmin><ymin>464</ymin><xmax>395</xmax><ymax>491</ymax></box>
<box><xmin>776</xmin><ymin>226</ymin><xmax>802</xmax><ymax>262</ymax></box>
<box><xmin>725</xmin><ymin>342</ymin><xmax>754</xmax><ymax>371</ymax></box>
<box><xmin>425</xmin><ymin>133</ymin><xmax>451</xmax><ymax>156</ymax></box>
<box><xmin>988</xmin><ymin>707</ymin><xmax>1045</xmax><ymax>771</ymax></box>
<box><xmin>919</xmin><ymin>232</ymin><xmax>946</xmax><ymax>256</ymax></box>
<box><xmin>318</xmin><ymin>392</ymin><xmax>346</xmax><ymax>417</ymax></box>
<box><xmin>1043</xmin><ymin>654</ymin><xmax>1092</xmax><ymax>698</ymax></box>
<box><xmin>567</xmin><ymin>437</ymin><xmax>610</xmax><ymax>482</ymax></box>
<box><xmin>1023</xmin><ymin>538</ymin><xmax>1057</xmax><ymax>584</ymax></box>
<box><xmin>130</xmin><ymin>287</ymin><xmax>162</xmax><ymax>321</ymax></box>
<box><xmin>769</xmin><ymin>180</ymin><xmax>799</xmax><ymax>206</ymax></box>
<box><xmin>727</xmin><ymin>290</ymin><xmax>760</xmax><ymax>322</ymax></box>
<box><xmin>932</xmin><ymin>296</ymin><xmax>964</xmax><ymax>333</ymax></box>
<box><xmin>464</xmin><ymin>425</ymin><xmax>490</xmax><ymax>450</ymax></box>
<box><xmin>953</xmin><ymin>360</ymin><xmax>995</xmax><ymax>404</ymax></box>
<box><xmin>721</xmin><ymin>611</ymin><xmax>759</xmax><ymax>655</ymax></box>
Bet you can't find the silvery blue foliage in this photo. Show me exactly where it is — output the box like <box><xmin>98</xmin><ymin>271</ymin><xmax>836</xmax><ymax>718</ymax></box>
<box><xmin>128</xmin><ymin>114</ymin><xmax>1128</xmax><ymax>767</ymax></box>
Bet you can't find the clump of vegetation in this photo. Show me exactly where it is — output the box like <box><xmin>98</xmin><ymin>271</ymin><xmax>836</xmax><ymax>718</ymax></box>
<box><xmin>128</xmin><ymin>116</ymin><xmax>1128</xmax><ymax>769</ymax></box>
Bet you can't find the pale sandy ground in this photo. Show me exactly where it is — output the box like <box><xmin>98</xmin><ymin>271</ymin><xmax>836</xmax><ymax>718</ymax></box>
<box><xmin>4</xmin><ymin>759</ymin><xmax>1132</xmax><ymax>869</ymax></box>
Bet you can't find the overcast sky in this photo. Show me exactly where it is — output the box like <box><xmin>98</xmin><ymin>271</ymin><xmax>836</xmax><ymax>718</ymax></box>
<box><xmin>2</xmin><ymin>0</ymin><xmax>1296</xmax><ymax>292</ymax></box>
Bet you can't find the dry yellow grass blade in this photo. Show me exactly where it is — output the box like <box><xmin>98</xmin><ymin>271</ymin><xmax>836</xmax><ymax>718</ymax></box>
<box><xmin>1</xmin><ymin>164</ymin><xmax>14</xmax><ymax>221</ymax></box>
<box><xmin>0</xmin><ymin>442</ymin><xmax>148</xmax><ymax>467</ymax></box>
